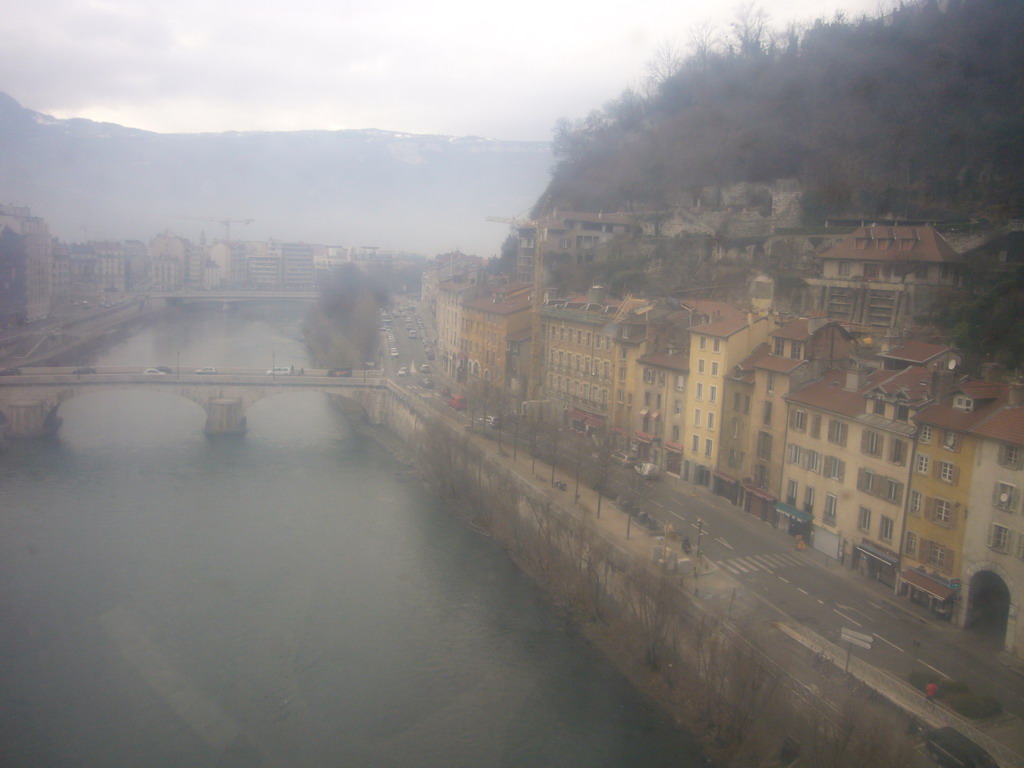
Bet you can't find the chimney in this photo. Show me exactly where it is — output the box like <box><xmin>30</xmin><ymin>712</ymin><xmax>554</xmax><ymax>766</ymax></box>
<box><xmin>930</xmin><ymin>370</ymin><xmax>956</xmax><ymax>404</ymax></box>
<box><xmin>844</xmin><ymin>370</ymin><xmax>864</xmax><ymax>391</ymax></box>
<box><xmin>1009</xmin><ymin>378</ymin><xmax>1024</xmax><ymax>407</ymax></box>
<box><xmin>982</xmin><ymin>362</ymin><xmax>1005</xmax><ymax>383</ymax></box>
<box><xmin>586</xmin><ymin>285</ymin><xmax>607</xmax><ymax>304</ymax></box>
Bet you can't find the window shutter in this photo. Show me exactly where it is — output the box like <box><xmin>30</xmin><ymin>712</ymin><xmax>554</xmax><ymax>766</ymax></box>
<box><xmin>924</xmin><ymin>497</ymin><xmax>934</xmax><ymax>521</ymax></box>
<box><xmin>861</xmin><ymin>430</ymin><xmax>870</xmax><ymax>453</ymax></box>
<box><xmin>943</xmin><ymin>550</ymin><xmax>955</xmax><ymax>575</ymax></box>
<box><xmin>920</xmin><ymin>539</ymin><xmax>932</xmax><ymax>562</ymax></box>
<box><xmin>836</xmin><ymin>460</ymin><xmax>845</xmax><ymax>483</ymax></box>
<box><xmin>951</xmin><ymin>465</ymin><xmax>960</xmax><ymax>485</ymax></box>
<box><xmin>948</xmin><ymin>505</ymin><xmax>958</xmax><ymax>531</ymax></box>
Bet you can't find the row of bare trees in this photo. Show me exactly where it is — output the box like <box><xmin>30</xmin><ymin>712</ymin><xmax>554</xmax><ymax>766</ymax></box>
<box><xmin>412</xmin><ymin>413</ymin><xmax>921</xmax><ymax>767</ymax></box>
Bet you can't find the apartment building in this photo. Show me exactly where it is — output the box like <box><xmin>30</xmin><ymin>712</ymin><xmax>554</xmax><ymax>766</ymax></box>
<box><xmin>962</xmin><ymin>382</ymin><xmax>1024</xmax><ymax>657</ymax></box>
<box><xmin>900</xmin><ymin>377</ymin><xmax>1004</xmax><ymax>620</ymax></box>
<box><xmin>810</xmin><ymin>225</ymin><xmax>962</xmax><ymax>331</ymax></box>
<box><xmin>782</xmin><ymin>366</ymin><xmax>932</xmax><ymax>577</ymax></box>
<box><xmin>515</xmin><ymin>211</ymin><xmax>636</xmax><ymax>284</ymax></box>
<box><xmin>461</xmin><ymin>286</ymin><xmax>532</xmax><ymax>395</ymax></box>
<box><xmin>435</xmin><ymin>270</ymin><xmax>480</xmax><ymax>381</ymax></box>
<box><xmin>0</xmin><ymin>205</ymin><xmax>52</xmax><ymax>321</ymax></box>
<box><xmin>684</xmin><ymin>310</ymin><xmax>770</xmax><ymax>488</ymax></box>
<box><xmin>635</xmin><ymin>351</ymin><xmax>689</xmax><ymax>473</ymax></box>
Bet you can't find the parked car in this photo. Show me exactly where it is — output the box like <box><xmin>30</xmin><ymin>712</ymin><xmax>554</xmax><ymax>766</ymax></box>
<box><xmin>0</xmin><ymin>367</ymin><xmax>22</xmax><ymax>376</ymax></box>
<box><xmin>634</xmin><ymin>462</ymin><xmax>659</xmax><ymax>479</ymax></box>
<box><xmin>194</xmin><ymin>367</ymin><xmax>217</xmax><ymax>375</ymax></box>
<box><xmin>419</xmin><ymin>364</ymin><xmax>431</xmax><ymax>373</ymax></box>
<box><xmin>612</xmin><ymin>451</ymin><xmax>639</xmax><ymax>466</ymax></box>
<box><xmin>144</xmin><ymin>368</ymin><xmax>167</xmax><ymax>375</ymax></box>
<box><xmin>72</xmin><ymin>367</ymin><xmax>96</xmax><ymax>374</ymax></box>
<box><xmin>397</xmin><ymin>367</ymin><xmax>408</xmax><ymax>376</ymax></box>
<box><xmin>447</xmin><ymin>393</ymin><xmax>467</xmax><ymax>410</ymax></box>
<box><xmin>924</xmin><ymin>727</ymin><xmax>999</xmax><ymax>768</ymax></box>
<box><xmin>420</xmin><ymin>377</ymin><xmax>434</xmax><ymax>389</ymax></box>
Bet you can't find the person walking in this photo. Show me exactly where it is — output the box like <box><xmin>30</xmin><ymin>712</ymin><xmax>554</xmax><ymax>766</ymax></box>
<box><xmin>925</xmin><ymin>682</ymin><xmax>939</xmax><ymax>704</ymax></box>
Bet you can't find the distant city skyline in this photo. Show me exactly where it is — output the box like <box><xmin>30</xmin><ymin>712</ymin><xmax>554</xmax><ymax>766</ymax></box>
<box><xmin>5</xmin><ymin>0</ymin><xmax>890</xmax><ymax>142</ymax></box>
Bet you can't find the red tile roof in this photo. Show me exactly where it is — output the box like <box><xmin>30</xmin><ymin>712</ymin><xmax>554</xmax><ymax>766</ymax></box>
<box><xmin>817</xmin><ymin>225</ymin><xmax>961</xmax><ymax>263</ymax></box>
<box><xmin>464</xmin><ymin>293</ymin><xmax>532</xmax><ymax>314</ymax></box>
<box><xmin>973</xmin><ymin>405</ymin><xmax>1024</xmax><ymax>445</ymax></box>
<box><xmin>880</xmin><ymin>340</ymin><xmax>955</xmax><ymax>364</ymax></box>
<box><xmin>637</xmin><ymin>352</ymin><xmax>689</xmax><ymax>372</ymax></box>
<box><xmin>914</xmin><ymin>380</ymin><xmax>1006</xmax><ymax>431</ymax></box>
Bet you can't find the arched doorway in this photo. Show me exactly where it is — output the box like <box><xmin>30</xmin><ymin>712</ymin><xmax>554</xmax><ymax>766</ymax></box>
<box><xmin>965</xmin><ymin>570</ymin><xmax>1011</xmax><ymax>646</ymax></box>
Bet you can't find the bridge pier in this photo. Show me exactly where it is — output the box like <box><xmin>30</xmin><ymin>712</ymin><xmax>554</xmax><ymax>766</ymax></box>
<box><xmin>2</xmin><ymin>400</ymin><xmax>62</xmax><ymax>439</ymax></box>
<box><xmin>204</xmin><ymin>398</ymin><xmax>247</xmax><ymax>435</ymax></box>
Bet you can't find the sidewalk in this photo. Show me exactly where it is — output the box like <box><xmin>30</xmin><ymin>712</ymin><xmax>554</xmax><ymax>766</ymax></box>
<box><xmin>461</xmin><ymin>424</ymin><xmax>1024</xmax><ymax>767</ymax></box>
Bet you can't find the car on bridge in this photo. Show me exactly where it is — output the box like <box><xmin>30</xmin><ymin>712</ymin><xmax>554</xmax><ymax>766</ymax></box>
<box><xmin>144</xmin><ymin>368</ymin><xmax>167</xmax><ymax>375</ymax></box>
<box><xmin>327</xmin><ymin>368</ymin><xmax>352</xmax><ymax>377</ymax></box>
<box><xmin>194</xmin><ymin>367</ymin><xmax>217</xmax><ymax>375</ymax></box>
<box><xmin>267</xmin><ymin>367</ymin><xmax>291</xmax><ymax>376</ymax></box>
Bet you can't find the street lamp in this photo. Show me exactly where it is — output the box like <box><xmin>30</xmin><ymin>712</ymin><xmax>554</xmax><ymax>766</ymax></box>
<box><xmin>695</xmin><ymin>518</ymin><xmax>704</xmax><ymax>589</ymax></box>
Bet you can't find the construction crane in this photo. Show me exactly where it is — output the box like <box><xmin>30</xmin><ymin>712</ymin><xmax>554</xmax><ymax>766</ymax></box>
<box><xmin>179</xmin><ymin>217</ymin><xmax>254</xmax><ymax>242</ymax></box>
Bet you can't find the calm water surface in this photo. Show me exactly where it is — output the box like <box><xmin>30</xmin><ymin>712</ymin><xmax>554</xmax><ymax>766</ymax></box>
<box><xmin>0</xmin><ymin>304</ymin><xmax>703</xmax><ymax>767</ymax></box>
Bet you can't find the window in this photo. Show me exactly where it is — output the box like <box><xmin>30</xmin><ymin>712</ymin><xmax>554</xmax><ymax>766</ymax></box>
<box><xmin>938</xmin><ymin>461</ymin><xmax>958</xmax><ymax>484</ymax></box>
<box><xmin>790</xmin><ymin>341</ymin><xmax>802</xmax><ymax>359</ymax></box>
<box><xmin>993</xmin><ymin>483</ymin><xmax>1018</xmax><ymax>512</ymax></box>
<box><xmin>711</xmin><ymin>361</ymin><xmax>719</xmax><ymax>376</ymax></box>
<box><xmin>766</xmin><ymin>372</ymin><xmax>775</xmax><ymax>393</ymax></box>
<box><xmin>905</xmin><ymin>531</ymin><xmax>917</xmax><ymax>557</ymax></box>
<box><xmin>675</xmin><ymin>374</ymin><xmax>685</xmax><ymax>391</ymax></box>
<box><xmin>858</xmin><ymin>507</ymin><xmax>872</xmax><ymax>531</ymax></box>
<box><xmin>709</xmin><ymin>386</ymin><xmax>717</xmax><ymax>403</ymax></box>
<box><xmin>880</xmin><ymin>516</ymin><xmax>894</xmax><ymax>542</ymax></box>
<box><xmin>692</xmin><ymin>434</ymin><xmax>700</xmax><ymax>452</ymax></box>
<box><xmin>827</xmin><ymin>419</ymin><xmax>848</xmax><ymax>446</ymax></box>
<box><xmin>803</xmin><ymin>486</ymin><xmax>815</xmax><ymax>514</ymax></box>
<box><xmin>838</xmin><ymin>261</ymin><xmax>851</xmax><ymax>276</ymax></box>
<box><xmin>618</xmin><ymin>367</ymin><xmax>626</xmax><ymax>382</ymax></box>
<box><xmin>788</xmin><ymin>443</ymin><xmax>801</xmax><ymax>464</ymax></box>
<box><xmin>895</xmin><ymin>403</ymin><xmax>910</xmax><ymax>422</ymax></box>
<box><xmin>998</xmin><ymin>443</ymin><xmax>1022</xmax><ymax>469</ymax></box>
<box><xmin>885</xmin><ymin>479</ymin><xmax>904</xmax><ymax>505</ymax></box>
<box><xmin>672</xmin><ymin>425</ymin><xmax>680</xmax><ymax>441</ymax></box>
<box><xmin>790</xmin><ymin>409</ymin><xmax>807</xmax><ymax>432</ymax></box>
<box><xmin>919</xmin><ymin>425</ymin><xmax>932</xmax><ymax>444</ymax></box>
<box><xmin>889</xmin><ymin>439</ymin><xmax>907</xmax><ymax>466</ymax></box>
<box><xmin>933</xmin><ymin>498</ymin><xmax>952</xmax><ymax>525</ymax></box>
<box><xmin>694</xmin><ymin>409</ymin><xmax>702</xmax><ymax>427</ymax></box>
<box><xmin>763</xmin><ymin>401</ymin><xmax>773</xmax><ymax>426</ymax></box>
<box><xmin>927</xmin><ymin>542</ymin><xmax>948</xmax><ymax>570</ymax></box>
<box><xmin>805</xmin><ymin>450</ymin><xmax>822</xmax><ymax>473</ymax></box>
<box><xmin>699</xmin><ymin>336</ymin><xmax>707</xmax><ymax>350</ymax></box>
<box><xmin>774</xmin><ymin>337</ymin><xmax>785</xmax><ymax>356</ymax></box>
<box><xmin>810</xmin><ymin>414</ymin><xmax>821</xmax><ymax>439</ymax></box>
<box><xmin>861</xmin><ymin>429</ymin><xmax>882</xmax><ymax>457</ymax></box>
<box><xmin>707</xmin><ymin>413</ymin><xmax>715</xmax><ymax>431</ymax></box>
<box><xmin>644</xmin><ymin>367</ymin><xmax>654</xmax><ymax>384</ymax></box>
<box><xmin>910</xmin><ymin>490</ymin><xmax>923</xmax><ymax>516</ymax></box>
<box><xmin>825</xmin><ymin>456</ymin><xmax>846</xmax><ymax>482</ymax></box>
<box><xmin>786</xmin><ymin>479</ymin><xmax>798</xmax><ymax>506</ymax></box>
<box><xmin>858</xmin><ymin>469</ymin><xmax>879</xmax><ymax>495</ymax></box>
<box><xmin>674</xmin><ymin>399</ymin><xmax>682</xmax><ymax>415</ymax></box>
<box><xmin>713</xmin><ymin>338</ymin><xmax>721</xmax><ymax>353</ymax></box>
<box><xmin>695</xmin><ymin>383</ymin><xmax>703</xmax><ymax>401</ymax></box>
<box><xmin>705</xmin><ymin>438</ymin><xmax>713</xmax><ymax>458</ymax></box>
<box><xmin>757</xmin><ymin>432</ymin><xmax>772</xmax><ymax>460</ymax></box>
<box><xmin>916</xmin><ymin>454</ymin><xmax>930</xmax><ymax>475</ymax></box>
<box><xmin>644</xmin><ymin>391</ymin><xmax>652</xmax><ymax>407</ymax></box>
<box><xmin>824</xmin><ymin>493</ymin><xmax>837</xmax><ymax>524</ymax></box>
<box><xmin>990</xmin><ymin>524</ymin><xmax>1011</xmax><ymax>552</ymax></box>
<box><xmin>698</xmin><ymin>359</ymin><xmax>706</xmax><ymax>374</ymax></box>
<box><xmin>942</xmin><ymin>430</ymin><xmax>961</xmax><ymax>452</ymax></box>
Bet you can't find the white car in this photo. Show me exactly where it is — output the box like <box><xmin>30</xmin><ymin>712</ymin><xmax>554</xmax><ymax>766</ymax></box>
<box><xmin>143</xmin><ymin>368</ymin><xmax>166</xmax><ymax>375</ymax></box>
<box><xmin>194</xmin><ymin>367</ymin><xmax>217</xmax><ymax>375</ymax></box>
<box><xmin>267</xmin><ymin>367</ymin><xmax>291</xmax><ymax>375</ymax></box>
<box><xmin>397</xmin><ymin>367</ymin><xmax>408</xmax><ymax>376</ymax></box>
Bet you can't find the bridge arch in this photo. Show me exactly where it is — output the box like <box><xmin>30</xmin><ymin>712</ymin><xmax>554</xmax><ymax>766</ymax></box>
<box><xmin>960</xmin><ymin>560</ymin><xmax>1018</xmax><ymax>654</ymax></box>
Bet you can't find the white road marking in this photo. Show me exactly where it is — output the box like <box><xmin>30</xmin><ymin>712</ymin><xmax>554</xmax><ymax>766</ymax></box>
<box><xmin>833</xmin><ymin>608</ymin><xmax>862</xmax><ymax>627</ymax></box>
<box><xmin>873</xmin><ymin>633</ymin><xmax>904</xmax><ymax>652</ymax></box>
<box><xmin>715</xmin><ymin>537</ymin><xmax>734</xmax><ymax>550</ymax></box>
<box><xmin>798</xmin><ymin>587</ymin><xmax>809</xmax><ymax>595</ymax></box>
<box><xmin>778</xmin><ymin>576</ymin><xmax>790</xmax><ymax>583</ymax></box>
<box><xmin>920</xmin><ymin>661</ymin><xmax>950</xmax><ymax>679</ymax></box>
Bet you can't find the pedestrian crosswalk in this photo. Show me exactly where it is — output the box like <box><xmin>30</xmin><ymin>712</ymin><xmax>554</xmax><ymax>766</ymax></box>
<box><xmin>717</xmin><ymin>552</ymin><xmax>805</xmax><ymax>575</ymax></box>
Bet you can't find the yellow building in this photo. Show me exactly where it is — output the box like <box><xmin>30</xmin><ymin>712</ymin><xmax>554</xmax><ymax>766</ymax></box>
<box><xmin>684</xmin><ymin>308</ymin><xmax>770</xmax><ymax>488</ymax></box>
<box><xmin>901</xmin><ymin>378</ymin><xmax>1004</xmax><ymax>619</ymax></box>
<box><xmin>462</xmin><ymin>285</ymin><xmax>532</xmax><ymax>395</ymax></box>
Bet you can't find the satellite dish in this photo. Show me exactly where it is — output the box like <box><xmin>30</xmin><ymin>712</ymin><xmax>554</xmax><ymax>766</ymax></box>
<box><xmin>1000</xmin><ymin>492</ymin><xmax>1010</xmax><ymax>504</ymax></box>
<box><xmin>947</xmin><ymin>358</ymin><xmax>957</xmax><ymax>370</ymax></box>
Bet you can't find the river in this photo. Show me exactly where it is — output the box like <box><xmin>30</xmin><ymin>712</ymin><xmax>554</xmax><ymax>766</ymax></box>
<box><xmin>0</xmin><ymin>302</ymin><xmax>704</xmax><ymax>767</ymax></box>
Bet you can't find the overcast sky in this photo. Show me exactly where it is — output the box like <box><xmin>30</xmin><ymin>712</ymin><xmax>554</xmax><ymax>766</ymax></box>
<box><xmin>5</xmin><ymin>0</ymin><xmax>887</xmax><ymax>142</ymax></box>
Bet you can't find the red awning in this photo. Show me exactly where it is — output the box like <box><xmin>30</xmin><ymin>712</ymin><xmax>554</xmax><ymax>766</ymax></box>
<box><xmin>743</xmin><ymin>484</ymin><xmax>776</xmax><ymax>502</ymax></box>
<box><xmin>634</xmin><ymin>432</ymin><xmax>655</xmax><ymax>443</ymax></box>
<box><xmin>569</xmin><ymin>409</ymin><xmax>589</xmax><ymax>422</ymax></box>
<box><xmin>713</xmin><ymin>470</ymin><xmax>738</xmax><ymax>483</ymax></box>
<box><xmin>584</xmin><ymin>415</ymin><xmax>605</xmax><ymax>429</ymax></box>
<box><xmin>664</xmin><ymin>441</ymin><xmax>684</xmax><ymax>452</ymax></box>
<box><xmin>901</xmin><ymin>569</ymin><xmax>953</xmax><ymax>601</ymax></box>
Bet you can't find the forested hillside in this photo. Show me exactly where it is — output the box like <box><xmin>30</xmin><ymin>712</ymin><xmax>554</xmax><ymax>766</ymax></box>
<box><xmin>545</xmin><ymin>0</ymin><xmax>1024</xmax><ymax>224</ymax></box>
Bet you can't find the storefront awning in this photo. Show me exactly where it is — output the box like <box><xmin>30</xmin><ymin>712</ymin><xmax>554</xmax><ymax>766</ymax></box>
<box><xmin>664</xmin><ymin>441</ymin><xmax>684</xmax><ymax>452</ymax></box>
<box><xmin>713</xmin><ymin>470</ymin><xmax>738</xmax><ymax>483</ymax></box>
<box><xmin>856</xmin><ymin>543</ymin><xmax>898</xmax><ymax>568</ymax></box>
<box><xmin>633</xmin><ymin>432</ymin><xmax>655</xmax><ymax>443</ymax></box>
<box><xmin>743</xmin><ymin>484</ymin><xmax>776</xmax><ymax>502</ymax></box>
<box><xmin>570</xmin><ymin>409</ymin><xmax>589</xmax><ymax>422</ymax></box>
<box><xmin>651</xmin><ymin>411</ymin><xmax>661</xmax><ymax>420</ymax></box>
<box><xmin>776</xmin><ymin>501</ymin><xmax>812</xmax><ymax>523</ymax></box>
<box><xmin>901</xmin><ymin>569</ymin><xmax>953</xmax><ymax>601</ymax></box>
<box><xmin>639</xmin><ymin>409</ymin><xmax>649</xmax><ymax>417</ymax></box>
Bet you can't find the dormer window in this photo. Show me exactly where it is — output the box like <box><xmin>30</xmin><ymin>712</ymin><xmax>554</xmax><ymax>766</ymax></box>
<box><xmin>953</xmin><ymin>395</ymin><xmax>973</xmax><ymax>412</ymax></box>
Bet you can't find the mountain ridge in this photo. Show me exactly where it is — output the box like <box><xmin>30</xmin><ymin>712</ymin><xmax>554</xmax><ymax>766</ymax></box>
<box><xmin>0</xmin><ymin>92</ymin><xmax>552</xmax><ymax>254</ymax></box>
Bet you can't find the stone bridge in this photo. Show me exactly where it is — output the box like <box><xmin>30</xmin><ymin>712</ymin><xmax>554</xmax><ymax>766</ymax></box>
<box><xmin>0</xmin><ymin>368</ymin><xmax>389</xmax><ymax>438</ymax></box>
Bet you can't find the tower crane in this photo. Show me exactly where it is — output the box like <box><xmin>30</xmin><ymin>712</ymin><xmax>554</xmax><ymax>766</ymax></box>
<box><xmin>178</xmin><ymin>217</ymin><xmax>254</xmax><ymax>242</ymax></box>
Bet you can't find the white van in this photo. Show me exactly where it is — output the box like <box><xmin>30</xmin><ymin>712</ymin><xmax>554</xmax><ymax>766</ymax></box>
<box><xmin>267</xmin><ymin>367</ymin><xmax>291</xmax><ymax>376</ymax></box>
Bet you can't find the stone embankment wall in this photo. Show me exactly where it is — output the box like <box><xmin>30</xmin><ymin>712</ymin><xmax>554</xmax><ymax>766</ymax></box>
<box><xmin>368</xmin><ymin>386</ymin><xmax>921</xmax><ymax>768</ymax></box>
